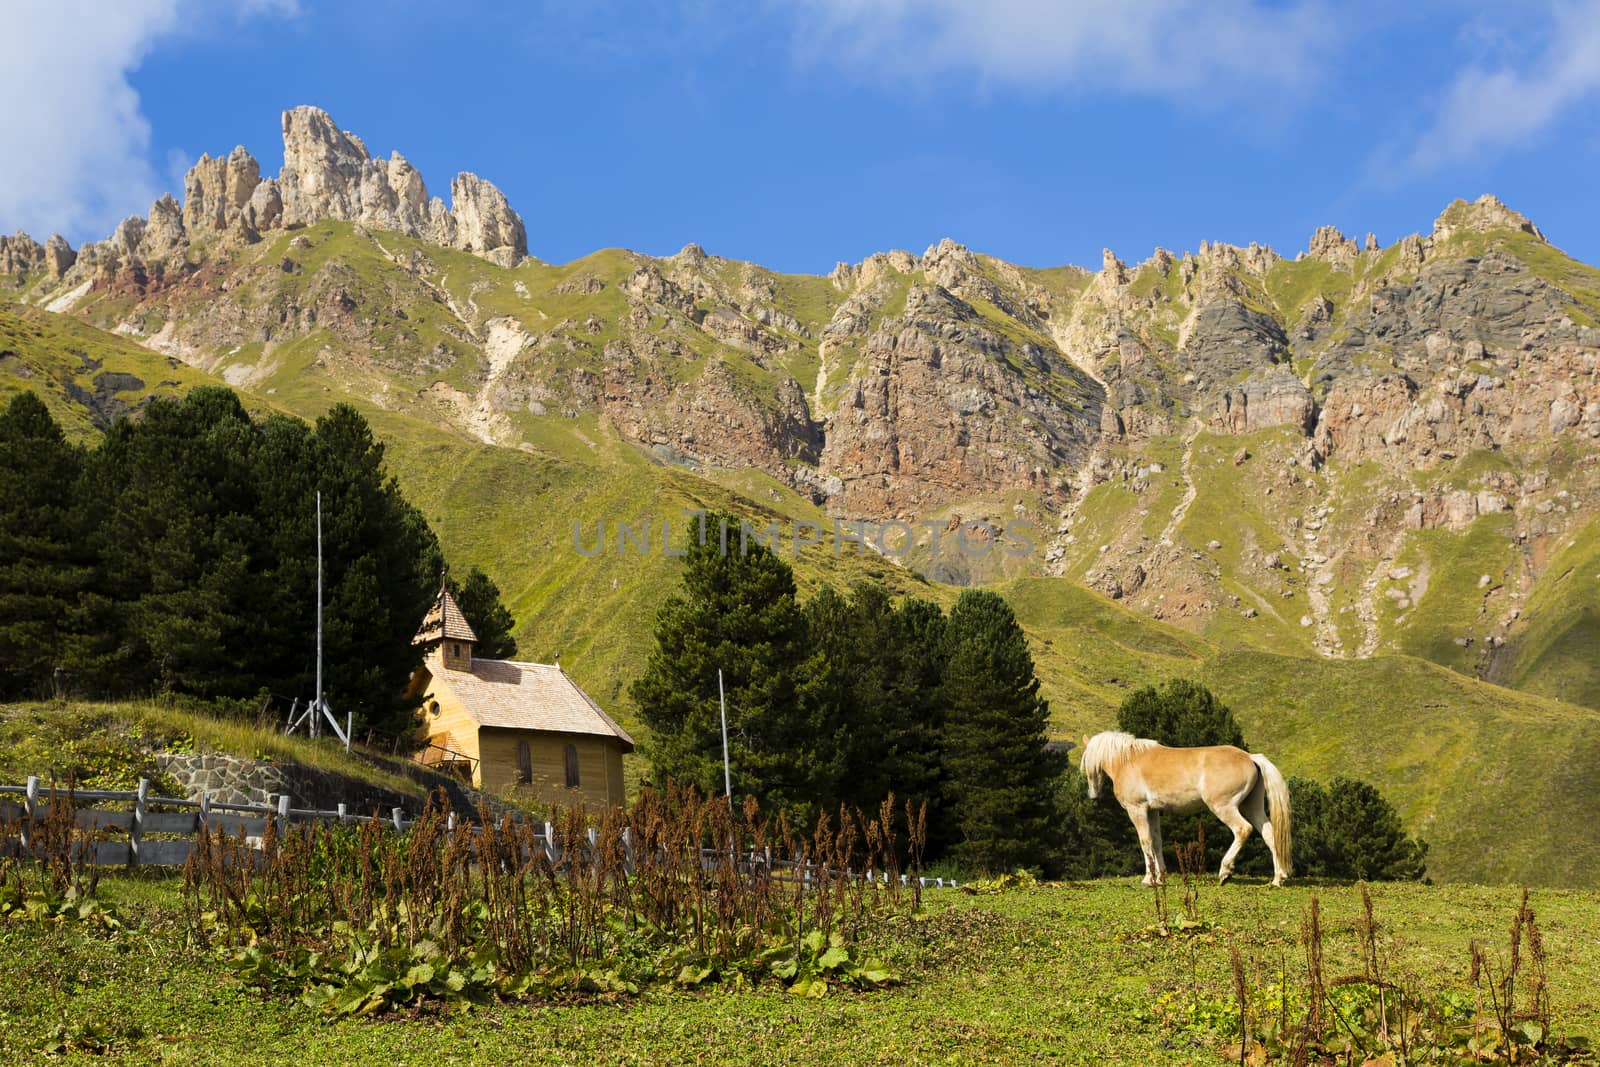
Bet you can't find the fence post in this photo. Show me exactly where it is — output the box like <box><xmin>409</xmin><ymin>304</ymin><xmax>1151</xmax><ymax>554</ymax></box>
<box><xmin>337</xmin><ymin>802</ymin><xmax>348</xmax><ymax>824</ymax></box>
<box><xmin>277</xmin><ymin>793</ymin><xmax>291</xmax><ymax>828</ymax></box>
<box><xmin>621</xmin><ymin>826</ymin><xmax>633</xmax><ymax>874</ymax></box>
<box><xmin>130</xmin><ymin>778</ymin><xmax>149</xmax><ymax>868</ymax></box>
<box><xmin>20</xmin><ymin>775</ymin><xmax>39</xmax><ymax>851</ymax></box>
<box><xmin>544</xmin><ymin>821</ymin><xmax>557</xmax><ymax>865</ymax></box>
<box><xmin>199</xmin><ymin>792</ymin><xmax>211</xmax><ymax>833</ymax></box>
<box><xmin>391</xmin><ymin>806</ymin><xmax>404</xmax><ymax>832</ymax></box>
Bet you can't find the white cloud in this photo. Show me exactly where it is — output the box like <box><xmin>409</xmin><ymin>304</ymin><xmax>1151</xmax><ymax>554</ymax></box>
<box><xmin>1409</xmin><ymin>0</ymin><xmax>1600</xmax><ymax>171</ymax></box>
<box><xmin>784</xmin><ymin>0</ymin><xmax>1333</xmax><ymax>99</ymax></box>
<box><xmin>0</xmin><ymin>0</ymin><xmax>296</xmax><ymax>245</ymax></box>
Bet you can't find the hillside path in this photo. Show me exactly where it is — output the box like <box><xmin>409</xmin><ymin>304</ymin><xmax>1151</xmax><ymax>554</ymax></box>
<box><xmin>1156</xmin><ymin>418</ymin><xmax>1203</xmax><ymax>549</ymax></box>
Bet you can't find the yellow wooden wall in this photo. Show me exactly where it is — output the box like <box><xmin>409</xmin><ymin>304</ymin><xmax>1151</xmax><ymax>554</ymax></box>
<box><xmin>419</xmin><ymin>680</ymin><xmax>482</xmax><ymax>765</ymax></box>
<box><xmin>477</xmin><ymin>728</ymin><xmax>626</xmax><ymax>809</ymax></box>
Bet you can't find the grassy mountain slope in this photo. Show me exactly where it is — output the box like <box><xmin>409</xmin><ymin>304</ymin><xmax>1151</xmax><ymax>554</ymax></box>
<box><xmin>0</xmin><ymin>302</ymin><xmax>217</xmax><ymax>437</ymax></box>
<box><xmin>1489</xmin><ymin>518</ymin><xmax>1600</xmax><ymax>710</ymax></box>
<box><xmin>5</xmin><ymin>301</ymin><xmax>1600</xmax><ymax>885</ymax></box>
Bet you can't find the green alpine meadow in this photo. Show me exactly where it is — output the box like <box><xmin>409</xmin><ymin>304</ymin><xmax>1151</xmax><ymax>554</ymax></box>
<box><xmin>2</xmin><ymin>38</ymin><xmax>1600</xmax><ymax>1059</ymax></box>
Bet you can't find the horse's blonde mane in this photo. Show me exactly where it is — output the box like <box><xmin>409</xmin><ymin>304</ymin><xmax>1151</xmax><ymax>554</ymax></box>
<box><xmin>1081</xmin><ymin>730</ymin><xmax>1158</xmax><ymax>781</ymax></box>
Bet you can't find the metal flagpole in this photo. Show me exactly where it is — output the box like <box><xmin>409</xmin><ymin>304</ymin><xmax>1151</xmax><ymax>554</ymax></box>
<box><xmin>718</xmin><ymin>668</ymin><xmax>731</xmax><ymax>801</ymax></box>
<box><xmin>286</xmin><ymin>491</ymin><xmax>347</xmax><ymax>749</ymax></box>
<box><xmin>314</xmin><ymin>491</ymin><xmax>323</xmax><ymax>739</ymax></box>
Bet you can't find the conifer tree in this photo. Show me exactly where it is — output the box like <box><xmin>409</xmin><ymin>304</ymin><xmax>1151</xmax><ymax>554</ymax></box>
<box><xmin>1116</xmin><ymin>678</ymin><xmax>1245</xmax><ymax>749</ymax></box>
<box><xmin>938</xmin><ymin>589</ymin><xmax>1066</xmax><ymax>873</ymax></box>
<box><xmin>0</xmin><ymin>393</ymin><xmax>91</xmax><ymax>698</ymax></box>
<box><xmin>630</xmin><ymin>511</ymin><xmax>821</xmax><ymax>821</ymax></box>
<box><xmin>446</xmin><ymin>567</ymin><xmax>517</xmax><ymax>660</ymax></box>
<box><xmin>86</xmin><ymin>387</ymin><xmax>263</xmax><ymax>699</ymax></box>
<box><xmin>306</xmin><ymin>403</ymin><xmax>442</xmax><ymax>737</ymax></box>
<box><xmin>1319</xmin><ymin>777</ymin><xmax>1428</xmax><ymax>881</ymax></box>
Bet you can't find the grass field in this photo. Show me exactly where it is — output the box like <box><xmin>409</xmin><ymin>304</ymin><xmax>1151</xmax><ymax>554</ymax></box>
<box><xmin>1</xmin><ymin>874</ymin><xmax>1595</xmax><ymax>1064</ymax></box>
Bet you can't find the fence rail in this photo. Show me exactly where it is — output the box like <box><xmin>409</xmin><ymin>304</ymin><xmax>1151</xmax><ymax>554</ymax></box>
<box><xmin>0</xmin><ymin>778</ymin><xmax>961</xmax><ymax>888</ymax></box>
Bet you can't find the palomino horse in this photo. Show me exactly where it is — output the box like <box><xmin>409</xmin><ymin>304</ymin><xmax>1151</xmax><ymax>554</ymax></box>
<box><xmin>1080</xmin><ymin>731</ymin><xmax>1293</xmax><ymax>887</ymax></box>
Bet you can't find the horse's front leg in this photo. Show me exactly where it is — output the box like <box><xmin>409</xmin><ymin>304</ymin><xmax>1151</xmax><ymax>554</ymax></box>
<box><xmin>1124</xmin><ymin>803</ymin><xmax>1159</xmax><ymax>886</ymax></box>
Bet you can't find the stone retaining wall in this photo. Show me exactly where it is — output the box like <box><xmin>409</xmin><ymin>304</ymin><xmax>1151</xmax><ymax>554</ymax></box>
<box><xmin>154</xmin><ymin>751</ymin><xmax>423</xmax><ymax>815</ymax></box>
<box><xmin>152</xmin><ymin>751</ymin><xmax>507</xmax><ymax>819</ymax></box>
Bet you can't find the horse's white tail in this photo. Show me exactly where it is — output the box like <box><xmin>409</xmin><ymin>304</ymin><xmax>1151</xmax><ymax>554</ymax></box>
<box><xmin>1251</xmin><ymin>753</ymin><xmax>1293</xmax><ymax>879</ymax></box>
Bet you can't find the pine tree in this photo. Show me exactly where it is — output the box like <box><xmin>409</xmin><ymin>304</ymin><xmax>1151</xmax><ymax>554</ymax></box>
<box><xmin>447</xmin><ymin>567</ymin><xmax>517</xmax><ymax>660</ymax></box>
<box><xmin>938</xmin><ymin>589</ymin><xmax>1066</xmax><ymax>873</ymax></box>
<box><xmin>1320</xmin><ymin>777</ymin><xmax>1428</xmax><ymax>881</ymax></box>
<box><xmin>1284</xmin><ymin>776</ymin><xmax>1330</xmax><ymax>878</ymax></box>
<box><xmin>87</xmin><ymin>387</ymin><xmax>264</xmax><ymax>699</ymax></box>
<box><xmin>630</xmin><ymin>511</ymin><xmax>820</xmax><ymax>821</ymax></box>
<box><xmin>881</xmin><ymin>593</ymin><xmax>947</xmax><ymax>824</ymax></box>
<box><xmin>308</xmin><ymin>403</ymin><xmax>442</xmax><ymax>738</ymax></box>
<box><xmin>0</xmin><ymin>394</ymin><xmax>91</xmax><ymax>698</ymax></box>
<box><xmin>1116</xmin><ymin>678</ymin><xmax>1245</xmax><ymax>749</ymax></box>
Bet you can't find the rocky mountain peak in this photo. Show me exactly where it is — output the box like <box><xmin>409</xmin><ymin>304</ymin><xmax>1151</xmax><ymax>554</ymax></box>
<box><xmin>43</xmin><ymin>234</ymin><xmax>75</xmax><ymax>279</ymax></box>
<box><xmin>447</xmin><ymin>172</ymin><xmax>527</xmax><ymax>267</ymax></box>
<box><xmin>29</xmin><ymin>105</ymin><xmax>531</xmax><ymax>293</ymax></box>
<box><xmin>1432</xmin><ymin>194</ymin><xmax>1546</xmax><ymax>244</ymax></box>
<box><xmin>854</xmin><ymin>249</ymin><xmax>920</xmax><ymax>289</ymax></box>
<box><xmin>182</xmin><ymin>145</ymin><xmax>265</xmax><ymax>237</ymax></box>
<box><xmin>1306</xmin><ymin>224</ymin><xmax>1358</xmax><ymax>267</ymax></box>
<box><xmin>1100</xmin><ymin>248</ymin><xmax>1128</xmax><ymax>282</ymax></box>
<box><xmin>0</xmin><ymin>231</ymin><xmax>46</xmax><ymax>282</ymax></box>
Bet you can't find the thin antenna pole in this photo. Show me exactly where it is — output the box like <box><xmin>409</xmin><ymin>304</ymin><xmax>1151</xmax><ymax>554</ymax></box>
<box><xmin>314</xmin><ymin>490</ymin><xmax>323</xmax><ymax>739</ymax></box>
<box><xmin>719</xmin><ymin>668</ymin><xmax>731</xmax><ymax>801</ymax></box>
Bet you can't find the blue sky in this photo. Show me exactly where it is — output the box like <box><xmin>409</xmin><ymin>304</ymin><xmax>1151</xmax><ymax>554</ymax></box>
<box><xmin>5</xmin><ymin>0</ymin><xmax>1600</xmax><ymax>274</ymax></box>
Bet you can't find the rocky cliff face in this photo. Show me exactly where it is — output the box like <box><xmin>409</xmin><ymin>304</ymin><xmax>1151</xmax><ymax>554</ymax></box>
<box><xmin>821</xmin><ymin>274</ymin><xmax>1103</xmax><ymax>515</ymax></box>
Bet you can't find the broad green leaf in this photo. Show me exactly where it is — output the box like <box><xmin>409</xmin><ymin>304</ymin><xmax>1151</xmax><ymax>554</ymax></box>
<box><xmin>817</xmin><ymin>945</ymin><xmax>850</xmax><ymax>972</ymax></box>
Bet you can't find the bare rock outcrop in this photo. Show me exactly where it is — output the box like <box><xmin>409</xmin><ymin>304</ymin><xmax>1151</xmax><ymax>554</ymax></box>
<box><xmin>43</xmin><ymin>235</ymin><xmax>75</xmax><ymax>279</ymax></box>
<box><xmin>1213</xmin><ymin>368</ymin><xmax>1316</xmax><ymax>434</ymax></box>
<box><xmin>1307</xmin><ymin>225</ymin><xmax>1358</xmax><ymax>268</ymax></box>
<box><xmin>0</xmin><ymin>231</ymin><xmax>45</xmax><ymax>281</ymax></box>
<box><xmin>448</xmin><ymin>172</ymin><xmax>528</xmax><ymax>266</ymax></box>
<box><xmin>820</xmin><ymin>283</ymin><xmax>1103</xmax><ymax>514</ymax></box>
<box><xmin>182</xmin><ymin>145</ymin><xmax>263</xmax><ymax>236</ymax></box>
<box><xmin>141</xmin><ymin>195</ymin><xmax>187</xmax><ymax>259</ymax></box>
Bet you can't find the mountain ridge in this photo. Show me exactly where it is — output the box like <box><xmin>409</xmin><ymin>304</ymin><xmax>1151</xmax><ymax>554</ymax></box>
<box><xmin>2</xmin><ymin>105</ymin><xmax>1598</xmax><ymax>709</ymax></box>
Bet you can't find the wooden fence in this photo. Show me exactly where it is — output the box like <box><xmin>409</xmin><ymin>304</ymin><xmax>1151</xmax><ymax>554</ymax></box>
<box><xmin>0</xmin><ymin>778</ymin><xmax>962</xmax><ymax>888</ymax></box>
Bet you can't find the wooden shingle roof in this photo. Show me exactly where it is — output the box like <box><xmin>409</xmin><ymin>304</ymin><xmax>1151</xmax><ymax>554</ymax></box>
<box><xmin>425</xmin><ymin>653</ymin><xmax>635</xmax><ymax>750</ymax></box>
<box><xmin>413</xmin><ymin>586</ymin><xmax>479</xmax><ymax>647</ymax></box>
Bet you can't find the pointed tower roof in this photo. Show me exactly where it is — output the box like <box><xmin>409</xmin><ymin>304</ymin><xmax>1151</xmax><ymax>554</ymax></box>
<box><xmin>413</xmin><ymin>584</ymin><xmax>478</xmax><ymax>647</ymax></box>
